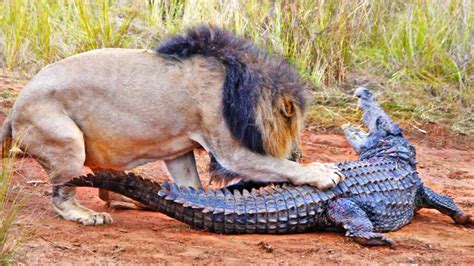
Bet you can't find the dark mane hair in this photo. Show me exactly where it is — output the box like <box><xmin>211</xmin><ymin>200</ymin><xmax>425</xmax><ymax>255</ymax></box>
<box><xmin>156</xmin><ymin>25</ymin><xmax>309</xmax><ymax>155</ymax></box>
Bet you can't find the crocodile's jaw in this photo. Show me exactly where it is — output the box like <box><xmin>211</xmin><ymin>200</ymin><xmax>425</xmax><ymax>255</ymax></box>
<box><xmin>341</xmin><ymin>124</ymin><xmax>368</xmax><ymax>154</ymax></box>
<box><xmin>347</xmin><ymin>87</ymin><xmax>416</xmax><ymax>163</ymax></box>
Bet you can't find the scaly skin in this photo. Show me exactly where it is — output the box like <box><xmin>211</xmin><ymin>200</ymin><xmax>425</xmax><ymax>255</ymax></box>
<box><xmin>66</xmin><ymin>87</ymin><xmax>472</xmax><ymax>246</ymax></box>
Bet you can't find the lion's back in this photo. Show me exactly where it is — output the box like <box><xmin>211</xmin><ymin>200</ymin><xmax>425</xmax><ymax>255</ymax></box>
<box><xmin>10</xmin><ymin>48</ymin><xmax>226</xmax><ymax>144</ymax></box>
<box><xmin>12</xmin><ymin>48</ymin><xmax>224</xmax><ymax>121</ymax></box>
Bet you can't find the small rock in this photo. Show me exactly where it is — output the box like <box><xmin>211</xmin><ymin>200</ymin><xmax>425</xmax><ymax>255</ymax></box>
<box><xmin>257</xmin><ymin>241</ymin><xmax>273</xmax><ymax>253</ymax></box>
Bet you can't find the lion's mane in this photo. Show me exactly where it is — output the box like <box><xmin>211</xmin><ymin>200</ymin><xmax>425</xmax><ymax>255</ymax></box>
<box><xmin>156</xmin><ymin>26</ymin><xmax>310</xmax><ymax>158</ymax></box>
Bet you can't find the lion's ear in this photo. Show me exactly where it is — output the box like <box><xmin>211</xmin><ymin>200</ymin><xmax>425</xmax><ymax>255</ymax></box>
<box><xmin>280</xmin><ymin>96</ymin><xmax>294</xmax><ymax>118</ymax></box>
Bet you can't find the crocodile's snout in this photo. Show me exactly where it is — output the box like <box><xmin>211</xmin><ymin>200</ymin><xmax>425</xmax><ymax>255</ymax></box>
<box><xmin>354</xmin><ymin>87</ymin><xmax>373</xmax><ymax>99</ymax></box>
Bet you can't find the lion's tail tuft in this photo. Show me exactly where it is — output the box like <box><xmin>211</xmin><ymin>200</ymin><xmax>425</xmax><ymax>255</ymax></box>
<box><xmin>1</xmin><ymin>118</ymin><xmax>13</xmax><ymax>158</ymax></box>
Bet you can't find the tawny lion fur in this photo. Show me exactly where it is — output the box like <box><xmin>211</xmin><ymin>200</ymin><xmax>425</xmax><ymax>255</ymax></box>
<box><xmin>1</xmin><ymin>26</ymin><xmax>343</xmax><ymax>225</ymax></box>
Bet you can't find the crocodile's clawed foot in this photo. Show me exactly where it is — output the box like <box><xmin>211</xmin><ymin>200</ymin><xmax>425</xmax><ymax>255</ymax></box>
<box><xmin>327</xmin><ymin>198</ymin><xmax>395</xmax><ymax>247</ymax></box>
<box><xmin>455</xmin><ymin>213</ymin><xmax>473</xmax><ymax>227</ymax></box>
<box><xmin>350</xmin><ymin>232</ymin><xmax>395</xmax><ymax>247</ymax></box>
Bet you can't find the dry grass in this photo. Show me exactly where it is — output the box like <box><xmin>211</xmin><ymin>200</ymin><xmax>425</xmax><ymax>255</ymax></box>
<box><xmin>0</xmin><ymin>0</ymin><xmax>472</xmax><ymax>133</ymax></box>
<box><xmin>0</xmin><ymin>149</ymin><xmax>31</xmax><ymax>264</ymax></box>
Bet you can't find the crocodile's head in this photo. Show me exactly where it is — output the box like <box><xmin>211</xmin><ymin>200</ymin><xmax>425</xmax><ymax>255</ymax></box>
<box><xmin>342</xmin><ymin>87</ymin><xmax>416</xmax><ymax>165</ymax></box>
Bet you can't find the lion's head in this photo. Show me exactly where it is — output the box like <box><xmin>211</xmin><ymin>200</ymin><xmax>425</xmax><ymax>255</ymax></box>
<box><xmin>157</xmin><ymin>25</ymin><xmax>310</xmax><ymax>161</ymax></box>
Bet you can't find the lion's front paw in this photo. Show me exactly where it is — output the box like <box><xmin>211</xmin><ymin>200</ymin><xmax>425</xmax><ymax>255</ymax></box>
<box><xmin>296</xmin><ymin>162</ymin><xmax>345</xmax><ymax>190</ymax></box>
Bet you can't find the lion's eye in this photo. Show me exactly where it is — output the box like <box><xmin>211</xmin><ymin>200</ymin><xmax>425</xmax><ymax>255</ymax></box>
<box><xmin>280</xmin><ymin>96</ymin><xmax>294</xmax><ymax>118</ymax></box>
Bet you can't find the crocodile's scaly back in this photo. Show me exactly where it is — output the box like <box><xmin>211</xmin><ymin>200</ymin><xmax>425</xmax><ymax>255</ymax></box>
<box><xmin>66</xmin><ymin>87</ymin><xmax>471</xmax><ymax>246</ymax></box>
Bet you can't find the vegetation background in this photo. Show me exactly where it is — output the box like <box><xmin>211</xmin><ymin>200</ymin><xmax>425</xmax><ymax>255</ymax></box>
<box><xmin>0</xmin><ymin>0</ymin><xmax>472</xmax><ymax>133</ymax></box>
<box><xmin>0</xmin><ymin>0</ymin><xmax>472</xmax><ymax>262</ymax></box>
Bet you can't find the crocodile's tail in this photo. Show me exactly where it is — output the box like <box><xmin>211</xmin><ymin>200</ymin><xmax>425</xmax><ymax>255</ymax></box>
<box><xmin>66</xmin><ymin>172</ymin><xmax>165</xmax><ymax>210</ymax></box>
<box><xmin>66</xmin><ymin>172</ymin><xmax>215</xmax><ymax>229</ymax></box>
<box><xmin>417</xmin><ymin>185</ymin><xmax>472</xmax><ymax>225</ymax></box>
<box><xmin>66</xmin><ymin>172</ymin><xmax>325</xmax><ymax>234</ymax></box>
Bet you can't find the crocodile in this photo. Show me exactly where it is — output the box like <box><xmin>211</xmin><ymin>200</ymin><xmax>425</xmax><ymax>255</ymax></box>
<box><xmin>66</xmin><ymin>87</ymin><xmax>472</xmax><ymax>246</ymax></box>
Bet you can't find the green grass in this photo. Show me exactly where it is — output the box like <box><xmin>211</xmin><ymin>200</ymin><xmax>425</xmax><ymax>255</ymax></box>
<box><xmin>0</xmin><ymin>149</ymin><xmax>29</xmax><ymax>264</ymax></box>
<box><xmin>0</xmin><ymin>0</ymin><xmax>472</xmax><ymax>133</ymax></box>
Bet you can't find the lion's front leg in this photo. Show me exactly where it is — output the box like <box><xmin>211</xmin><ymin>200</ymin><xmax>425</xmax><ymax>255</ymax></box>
<box><xmin>200</xmin><ymin>133</ymin><xmax>344</xmax><ymax>191</ymax></box>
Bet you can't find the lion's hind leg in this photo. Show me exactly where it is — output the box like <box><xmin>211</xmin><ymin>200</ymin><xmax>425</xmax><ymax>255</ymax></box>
<box><xmin>19</xmin><ymin>112</ymin><xmax>112</xmax><ymax>225</ymax></box>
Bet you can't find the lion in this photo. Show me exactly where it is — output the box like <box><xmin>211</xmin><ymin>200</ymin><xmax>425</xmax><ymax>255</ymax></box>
<box><xmin>1</xmin><ymin>26</ymin><xmax>344</xmax><ymax>225</ymax></box>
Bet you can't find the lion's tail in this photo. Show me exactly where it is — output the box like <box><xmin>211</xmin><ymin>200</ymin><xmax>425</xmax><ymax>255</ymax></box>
<box><xmin>1</xmin><ymin>118</ymin><xmax>13</xmax><ymax>157</ymax></box>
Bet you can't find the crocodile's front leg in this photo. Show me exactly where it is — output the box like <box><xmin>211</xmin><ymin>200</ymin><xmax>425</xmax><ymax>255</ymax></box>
<box><xmin>327</xmin><ymin>198</ymin><xmax>395</xmax><ymax>246</ymax></box>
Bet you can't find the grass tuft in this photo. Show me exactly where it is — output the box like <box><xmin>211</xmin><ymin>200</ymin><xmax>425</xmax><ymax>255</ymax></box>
<box><xmin>0</xmin><ymin>147</ymin><xmax>30</xmax><ymax>264</ymax></box>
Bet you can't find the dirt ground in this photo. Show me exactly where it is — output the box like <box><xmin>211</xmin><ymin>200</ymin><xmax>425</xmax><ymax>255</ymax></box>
<box><xmin>1</xmin><ymin>74</ymin><xmax>473</xmax><ymax>264</ymax></box>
